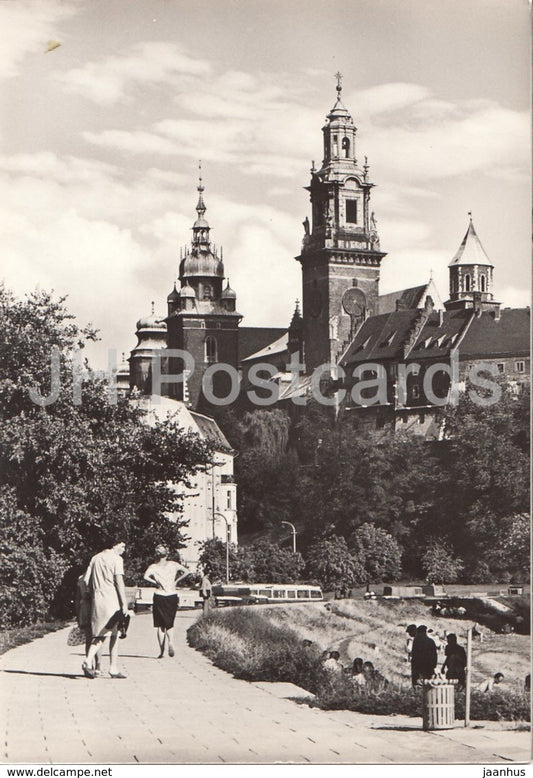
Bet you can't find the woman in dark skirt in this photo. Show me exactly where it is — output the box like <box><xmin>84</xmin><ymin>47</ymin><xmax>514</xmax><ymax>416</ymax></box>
<box><xmin>143</xmin><ymin>545</ymin><xmax>189</xmax><ymax>658</ymax></box>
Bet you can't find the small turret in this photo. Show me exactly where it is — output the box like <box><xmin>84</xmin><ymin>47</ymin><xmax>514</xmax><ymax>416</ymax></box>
<box><xmin>130</xmin><ymin>303</ymin><xmax>168</xmax><ymax>395</ymax></box>
<box><xmin>221</xmin><ymin>278</ymin><xmax>237</xmax><ymax>311</ymax></box>
<box><xmin>288</xmin><ymin>300</ymin><xmax>304</xmax><ymax>356</ymax></box>
<box><xmin>445</xmin><ymin>213</ymin><xmax>500</xmax><ymax>314</ymax></box>
<box><xmin>167</xmin><ymin>282</ymin><xmax>180</xmax><ymax>316</ymax></box>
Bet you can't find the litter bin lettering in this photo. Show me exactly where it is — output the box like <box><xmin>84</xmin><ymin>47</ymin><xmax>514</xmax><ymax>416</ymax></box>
<box><xmin>421</xmin><ymin>677</ymin><xmax>457</xmax><ymax>730</ymax></box>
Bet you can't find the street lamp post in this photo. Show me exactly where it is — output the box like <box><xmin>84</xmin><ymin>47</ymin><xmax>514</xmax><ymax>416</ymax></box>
<box><xmin>214</xmin><ymin>511</ymin><xmax>230</xmax><ymax>583</ymax></box>
<box><xmin>281</xmin><ymin>521</ymin><xmax>297</xmax><ymax>554</ymax></box>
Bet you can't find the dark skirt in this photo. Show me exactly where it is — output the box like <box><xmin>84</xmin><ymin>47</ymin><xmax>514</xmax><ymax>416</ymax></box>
<box><xmin>153</xmin><ymin>593</ymin><xmax>178</xmax><ymax>629</ymax></box>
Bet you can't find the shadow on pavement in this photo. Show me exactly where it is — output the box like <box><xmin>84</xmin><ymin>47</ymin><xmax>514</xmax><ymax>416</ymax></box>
<box><xmin>372</xmin><ymin>725</ymin><xmax>423</xmax><ymax>731</ymax></box>
<box><xmin>3</xmin><ymin>669</ymin><xmax>80</xmax><ymax>680</ymax></box>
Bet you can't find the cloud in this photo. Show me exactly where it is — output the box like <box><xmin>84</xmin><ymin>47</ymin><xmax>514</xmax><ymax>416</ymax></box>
<box><xmin>356</xmin><ymin>89</ymin><xmax>529</xmax><ymax>182</ymax></box>
<box><xmin>82</xmin><ymin>130</ymin><xmax>181</xmax><ymax>157</ymax></box>
<box><xmin>0</xmin><ymin>1</ymin><xmax>75</xmax><ymax>79</ymax></box>
<box><xmin>350</xmin><ymin>83</ymin><xmax>431</xmax><ymax>116</ymax></box>
<box><xmin>55</xmin><ymin>41</ymin><xmax>211</xmax><ymax>104</ymax></box>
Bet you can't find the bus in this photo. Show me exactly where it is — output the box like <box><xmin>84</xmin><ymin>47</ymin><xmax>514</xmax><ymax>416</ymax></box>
<box><xmin>213</xmin><ymin>583</ymin><xmax>323</xmax><ymax>606</ymax></box>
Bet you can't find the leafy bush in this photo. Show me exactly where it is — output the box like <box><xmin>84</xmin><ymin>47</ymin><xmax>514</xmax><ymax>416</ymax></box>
<box><xmin>349</xmin><ymin>523</ymin><xmax>402</xmax><ymax>581</ymax></box>
<box><xmin>316</xmin><ymin>682</ymin><xmax>530</xmax><ymax>721</ymax></box>
<box><xmin>421</xmin><ymin>539</ymin><xmax>464</xmax><ymax>584</ymax></box>
<box><xmin>188</xmin><ymin>607</ymin><xmax>324</xmax><ymax>693</ymax></box>
<box><xmin>456</xmin><ymin>690</ymin><xmax>530</xmax><ymax>722</ymax></box>
<box><xmin>314</xmin><ymin>676</ymin><xmax>422</xmax><ymax>716</ymax></box>
<box><xmin>306</xmin><ymin>535</ymin><xmax>365</xmax><ymax>591</ymax></box>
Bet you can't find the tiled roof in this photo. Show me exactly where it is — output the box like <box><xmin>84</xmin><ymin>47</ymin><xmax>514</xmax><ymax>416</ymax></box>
<box><xmin>379</xmin><ymin>285</ymin><xmax>426</xmax><ymax>314</ymax></box>
<box><xmin>379</xmin><ymin>279</ymin><xmax>445</xmax><ymax>314</ymax></box>
<box><xmin>458</xmin><ymin>308</ymin><xmax>530</xmax><ymax>359</ymax></box>
<box><xmin>342</xmin><ymin>309</ymin><xmax>471</xmax><ymax>365</ymax></box>
<box><xmin>239</xmin><ymin>327</ymin><xmax>287</xmax><ymax>362</ymax></box>
<box><xmin>241</xmin><ymin>332</ymin><xmax>288</xmax><ymax>362</ymax></box>
<box><xmin>189</xmin><ymin>411</ymin><xmax>232</xmax><ymax>450</ymax></box>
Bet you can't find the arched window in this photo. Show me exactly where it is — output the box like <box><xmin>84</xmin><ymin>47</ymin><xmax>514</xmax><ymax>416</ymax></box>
<box><xmin>205</xmin><ymin>336</ymin><xmax>217</xmax><ymax>364</ymax></box>
<box><xmin>464</xmin><ymin>273</ymin><xmax>471</xmax><ymax>292</ymax></box>
<box><xmin>480</xmin><ymin>275</ymin><xmax>486</xmax><ymax>292</ymax></box>
<box><xmin>332</xmin><ymin>134</ymin><xmax>338</xmax><ymax>156</ymax></box>
<box><xmin>203</xmin><ymin>284</ymin><xmax>213</xmax><ymax>300</ymax></box>
<box><xmin>342</xmin><ymin>136</ymin><xmax>350</xmax><ymax>158</ymax></box>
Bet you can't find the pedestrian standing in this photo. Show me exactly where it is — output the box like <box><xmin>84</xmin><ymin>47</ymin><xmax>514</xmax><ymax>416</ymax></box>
<box><xmin>200</xmin><ymin>570</ymin><xmax>213</xmax><ymax>615</ymax></box>
<box><xmin>411</xmin><ymin>625</ymin><xmax>438</xmax><ymax>686</ymax></box>
<box><xmin>75</xmin><ymin>574</ymin><xmax>102</xmax><ymax>675</ymax></box>
<box><xmin>405</xmin><ymin>624</ymin><xmax>417</xmax><ymax>663</ymax></box>
<box><xmin>441</xmin><ymin>633</ymin><xmax>467</xmax><ymax>690</ymax></box>
<box><xmin>143</xmin><ymin>545</ymin><xmax>189</xmax><ymax>658</ymax></box>
<box><xmin>83</xmin><ymin>538</ymin><xmax>129</xmax><ymax>679</ymax></box>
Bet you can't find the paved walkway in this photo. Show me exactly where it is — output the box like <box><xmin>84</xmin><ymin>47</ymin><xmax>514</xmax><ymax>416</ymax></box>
<box><xmin>0</xmin><ymin>611</ymin><xmax>530</xmax><ymax>765</ymax></box>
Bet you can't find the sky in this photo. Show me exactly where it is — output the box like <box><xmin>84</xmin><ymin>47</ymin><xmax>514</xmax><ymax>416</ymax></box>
<box><xmin>0</xmin><ymin>0</ymin><xmax>530</xmax><ymax>368</ymax></box>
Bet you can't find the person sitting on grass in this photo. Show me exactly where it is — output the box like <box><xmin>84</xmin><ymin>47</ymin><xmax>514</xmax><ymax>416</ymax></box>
<box><xmin>476</xmin><ymin>672</ymin><xmax>504</xmax><ymax>693</ymax></box>
<box><xmin>322</xmin><ymin>650</ymin><xmax>343</xmax><ymax>673</ymax></box>
<box><xmin>362</xmin><ymin>660</ymin><xmax>388</xmax><ymax>690</ymax></box>
<box><xmin>472</xmin><ymin>623</ymin><xmax>484</xmax><ymax>642</ymax></box>
<box><xmin>350</xmin><ymin>657</ymin><xmax>366</xmax><ymax>686</ymax></box>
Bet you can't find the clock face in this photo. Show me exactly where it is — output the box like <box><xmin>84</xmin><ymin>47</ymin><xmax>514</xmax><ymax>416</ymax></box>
<box><xmin>310</xmin><ymin>289</ymin><xmax>322</xmax><ymax>318</ymax></box>
<box><xmin>342</xmin><ymin>287</ymin><xmax>366</xmax><ymax>317</ymax></box>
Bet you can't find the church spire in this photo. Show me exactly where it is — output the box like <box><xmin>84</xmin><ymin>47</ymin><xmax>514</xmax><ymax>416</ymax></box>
<box><xmin>192</xmin><ymin>160</ymin><xmax>210</xmax><ymax>249</ymax></box>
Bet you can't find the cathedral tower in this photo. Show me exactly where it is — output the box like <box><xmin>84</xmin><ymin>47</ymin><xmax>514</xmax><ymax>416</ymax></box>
<box><xmin>296</xmin><ymin>75</ymin><xmax>387</xmax><ymax>372</ymax></box>
<box><xmin>165</xmin><ymin>168</ymin><xmax>241</xmax><ymax>411</ymax></box>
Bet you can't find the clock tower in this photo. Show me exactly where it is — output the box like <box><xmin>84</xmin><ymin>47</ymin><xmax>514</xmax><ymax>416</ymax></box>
<box><xmin>296</xmin><ymin>75</ymin><xmax>387</xmax><ymax>372</ymax></box>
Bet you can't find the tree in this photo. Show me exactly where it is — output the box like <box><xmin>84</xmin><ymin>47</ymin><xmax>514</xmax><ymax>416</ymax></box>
<box><xmin>305</xmin><ymin>535</ymin><xmax>365</xmax><ymax>592</ymax></box>
<box><xmin>420</xmin><ymin>539</ymin><xmax>464</xmax><ymax>584</ymax></box>
<box><xmin>0</xmin><ymin>286</ymin><xmax>212</xmax><ymax>625</ymax></box>
<box><xmin>247</xmin><ymin>539</ymin><xmax>305</xmax><ymax>583</ymax></box>
<box><xmin>197</xmin><ymin>538</ymin><xmax>305</xmax><ymax>584</ymax></box>
<box><xmin>349</xmin><ymin>523</ymin><xmax>402</xmax><ymax>582</ymax></box>
<box><xmin>437</xmin><ymin>386</ymin><xmax>530</xmax><ymax>579</ymax></box>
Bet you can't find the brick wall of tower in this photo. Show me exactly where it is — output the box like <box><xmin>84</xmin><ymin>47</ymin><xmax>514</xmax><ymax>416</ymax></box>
<box><xmin>166</xmin><ymin>316</ymin><xmax>240</xmax><ymax>411</ymax></box>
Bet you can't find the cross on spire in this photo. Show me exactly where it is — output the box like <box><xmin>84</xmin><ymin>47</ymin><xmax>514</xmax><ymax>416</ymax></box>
<box><xmin>198</xmin><ymin>159</ymin><xmax>204</xmax><ymax>192</ymax></box>
<box><xmin>335</xmin><ymin>71</ymin><xmax>343</xmax><ymax>94</ymax></box>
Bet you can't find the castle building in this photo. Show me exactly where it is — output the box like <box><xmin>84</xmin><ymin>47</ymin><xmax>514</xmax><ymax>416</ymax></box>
<box><xmin>125</xmin><ymin>79</ymin><xmax>529</xmax><ymax>441</ymax></box>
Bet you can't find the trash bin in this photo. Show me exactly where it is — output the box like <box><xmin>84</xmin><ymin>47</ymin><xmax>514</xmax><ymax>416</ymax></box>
<box><xmin>421</xmin><ymin>677</ymin><xmax>457</xmax><ymax>730</ymax></box>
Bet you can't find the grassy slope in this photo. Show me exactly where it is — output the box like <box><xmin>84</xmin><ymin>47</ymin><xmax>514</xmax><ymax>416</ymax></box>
<box><xmin>0</xmin><ymin>620</ymin><xmax>70</xmax><ymax>656</ymax></box>
<box><xmin>260</xmin><ymin>599</ymin><xmax>530</xmax><ymax>690</ymax></box>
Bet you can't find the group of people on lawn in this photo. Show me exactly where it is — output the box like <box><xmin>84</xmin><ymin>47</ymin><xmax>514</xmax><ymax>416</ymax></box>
<box><xmin>77</xmin><ymin>537</ymin><xmax>212</xmax><ymax>679</ymax></box>
<box><xmin>406</xmin><ymin>623</ymin><xmax>505</xmax><ymax>691</ymax></box>
<box><xmin>316</xmin><ymin>623</ymin><xmax>506</xmax><ymax>693</ymax></box>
